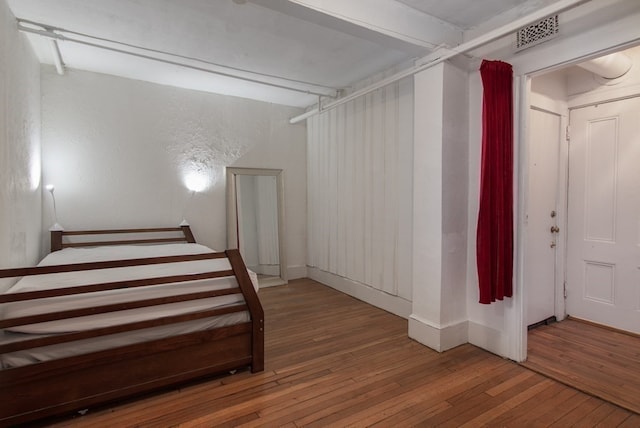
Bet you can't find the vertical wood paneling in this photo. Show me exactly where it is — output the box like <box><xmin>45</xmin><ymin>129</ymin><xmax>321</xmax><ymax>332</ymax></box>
<box><xmin>307</xmin><ymin>77</ymin><xmax>413</xmax><ymax>300</ymax></box>
<box><xmin>353</xmin><ymin>96</ymin><xmax>366</xmax><ymax>283</ymax></box>
<box><xmin>371</xmin><ymin>87</ymin><xmax>385</xmax><ymax>290</ymax></box>
<box><xmin>321</xmin><ymin>111</ymin><xmax>330</xmax><ymax>270</ymax></box>
<box><xmin>328</xmin><ymin>107</ymin><xmax>339</xmax><ymax>273</ymax></box>
<box><xmin>336</xmin><ymin>104</ymin><xmax>347</xmax><ymax>278</ymax></box>
<box><xmin>383</xmin><ymin>83</ymin><xmax>399</xmax><ymax>295</ymax></box>
<box><xmin>363</xmin><ymin>92</ymin><xmax>373</xmax><ymax>286</ymax></box>
<box><xmin>396</xmin><ymin>77</ymin><xmax>414</xmax><ymax>300</ymax></box>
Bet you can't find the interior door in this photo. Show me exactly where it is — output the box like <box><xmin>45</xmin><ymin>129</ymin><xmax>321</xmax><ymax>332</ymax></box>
<box><xmin>567</xmin><ymin>97</ymin><xmax>640</xmax><ymax>334</ymax></box>
<box><xmin>526</xmin><ymin>107</ymin><xmax>562</xmax><ymax>326</ymax></box>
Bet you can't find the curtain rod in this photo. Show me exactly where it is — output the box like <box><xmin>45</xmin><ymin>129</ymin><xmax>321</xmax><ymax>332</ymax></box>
<box><xmin>17</xmin><ymin>20</ymin><xmax>339</xmax><ymax>99</ymax></box>
<box><xmin>289</xmin><ymin>0</ymin><xmax>591</xmax><ymax>124</ymax></box>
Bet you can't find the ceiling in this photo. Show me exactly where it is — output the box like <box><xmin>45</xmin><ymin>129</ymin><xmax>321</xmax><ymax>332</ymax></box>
<box><xmin>8</xmin><ymin>0</ymin><xmax>542</xmax><ymax>108</ymax></box>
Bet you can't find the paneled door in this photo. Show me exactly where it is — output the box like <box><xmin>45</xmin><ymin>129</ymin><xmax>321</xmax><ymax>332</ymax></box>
<box><xmin>567</xmin><ymin>97</ymin><xmax>640</xmax><ymax>334</ymax></box>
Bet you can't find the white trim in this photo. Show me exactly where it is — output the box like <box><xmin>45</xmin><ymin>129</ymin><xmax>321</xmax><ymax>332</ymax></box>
<box><xmin>568</xmin><ymin>85</ymin><xmax>640</xmax><ymax>109</ymax></box>
<box><xmin>508</xmin><ymin>75</ymin><xmax>528</xmax><ymax>362</ymax></box>
<box><xmin>307</xmin><ymin>267</ymin><xmax>411</xmax><ymax>319</ymax></box>
<box><xmin>468</xmin><ymin>321</ymin><xmax>508</xmax><ymax>358</ymax></box>
<box><xmin>287</xmin><ymin>265</ymin><xmax>308</xmax><ymax>280</ymax></box>
<box><xmin>408</xmin><ymin>315</ymin><xmax>468</xmax><ymax>352</ymax></box>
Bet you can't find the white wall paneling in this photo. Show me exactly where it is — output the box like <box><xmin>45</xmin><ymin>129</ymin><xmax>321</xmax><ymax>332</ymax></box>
<box><xmin>307</xmin><ymin>73</ymin><xmax>414</xmax><ymax>317</ymax></box>
<box><xmin>0</xmin><ymin>0</ymin><xmax>41</xmax><ymax>290</ymax></box>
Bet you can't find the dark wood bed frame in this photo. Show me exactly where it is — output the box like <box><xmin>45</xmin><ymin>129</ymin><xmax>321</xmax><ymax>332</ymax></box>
<box><xmin>0</xmin><ymin>226</ymin><xmax>264</xmax><ymax>426</ymax></box>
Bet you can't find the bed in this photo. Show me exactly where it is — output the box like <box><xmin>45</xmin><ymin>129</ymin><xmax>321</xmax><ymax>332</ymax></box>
<box><xmin>0</xmin><ymin>226</ymin><xmax>264</xmax><ymax>426</ymax></box>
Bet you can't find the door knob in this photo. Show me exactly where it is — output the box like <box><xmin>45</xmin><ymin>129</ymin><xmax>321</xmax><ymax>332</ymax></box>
<box><xmin>550</xmin><ymin>225</ymin><xmax>560</xmax><ymax>233</ymax></box>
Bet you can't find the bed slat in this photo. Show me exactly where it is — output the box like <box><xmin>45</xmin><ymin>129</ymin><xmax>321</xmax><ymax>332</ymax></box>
<box><xmin>0</xmin><ymin>270</ymin><xmax>235</xmax><ymax>303</ymax></box>
<box><xmin>0</xmin><ymin>287</ymin><xmax>242</xmax><ymax>329</ymax></box>
<box><xmin>63</xmin><ymin>237</ymin><xmax>189</xmax><ymax>248</ymax></box>
<box><xmin>50</xmin><ymin>226</ymin><xmax>197</xmax><ymax>252</ymax></box>
<box><xmin>0</xmin><ymin>252</ymin><xmax>226</xmax><ymax>279</ymax></box>
<box><xmin>61</xmin><ymin>227</ymin><xmax>186</xmax><ymax>235</ymax></box>
<box><xmin>0</xmin><ymin>303</ymin><xmax>248</xmax><ymax>354</ymax></box>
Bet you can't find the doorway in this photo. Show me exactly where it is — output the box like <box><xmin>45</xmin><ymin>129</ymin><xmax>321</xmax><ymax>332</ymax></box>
<box><xmin>525</xmin><ymin>46</ymin><xmax>640</xmax><ymax>336</ymax></box>
<box><xmin>522</xmin><ymin>45</ymin><xmax>640</xmax><ymax>410</ymax></box>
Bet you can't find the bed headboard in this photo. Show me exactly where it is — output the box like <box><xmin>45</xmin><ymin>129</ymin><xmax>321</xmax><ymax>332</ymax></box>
<box><xmin>51</xmin><ymin>226</ymin><xmax>196</xmax><ymax>252</ymax></box>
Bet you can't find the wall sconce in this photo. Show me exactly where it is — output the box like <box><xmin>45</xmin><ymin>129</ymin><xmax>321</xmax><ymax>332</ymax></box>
<box><xmin>180</xmin><ymin>170</ymin><xmax>214</xmax><ymax>226</ymax></box>
<box><xmin>184</xmin><ymin>171</ymin><xmax>209</xmax><ymax>193</ymax></box>
<box><xmin>46</xmin><ymin>184</ymin><xmax>64</xmax><ymax>231</ymax></box>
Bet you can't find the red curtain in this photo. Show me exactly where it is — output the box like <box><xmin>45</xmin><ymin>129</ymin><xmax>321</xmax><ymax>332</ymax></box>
<box><xmin>477</xmin><ymin>60</ymin><xmax>513</xmax><ymax>304</ymax></box>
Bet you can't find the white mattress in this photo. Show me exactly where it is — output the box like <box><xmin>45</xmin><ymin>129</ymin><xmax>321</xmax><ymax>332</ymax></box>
<box><xmin>0</xmin><ymin>243</ymin><xmax>259</xmax><ymax>368</ymax></box>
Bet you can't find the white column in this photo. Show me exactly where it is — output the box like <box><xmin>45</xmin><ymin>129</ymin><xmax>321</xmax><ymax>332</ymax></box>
<box><xmin>410</xmin><ymin>62</ymin><xmax>469</xmax><ymax>351</ymax></box>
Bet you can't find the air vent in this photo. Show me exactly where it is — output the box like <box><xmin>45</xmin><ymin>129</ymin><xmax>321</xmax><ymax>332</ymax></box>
<box><xmin>515</xmin><ymin>15</ymin><xmax>559</xmax><ymax>51</ymax></box>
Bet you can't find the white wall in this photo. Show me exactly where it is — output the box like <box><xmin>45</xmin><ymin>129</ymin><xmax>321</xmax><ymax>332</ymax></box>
<box><xmin>0</xmin><ymin>0</ymin><xmax>41</xmax><ymax>289</ymax></box>
<box><xmin>306</xmin><ymin>72</ymin><xmax>414</xmax><ymax>318</ymax></box>
<box><xmin>41</xmin><ymin>68</ymin><xmax>307</xmax><ymax>276</ymax></box>
<box><xmin>466</xmin><ymin>0</ymin><xmax>640</xmax><ymax>359</ymax></box>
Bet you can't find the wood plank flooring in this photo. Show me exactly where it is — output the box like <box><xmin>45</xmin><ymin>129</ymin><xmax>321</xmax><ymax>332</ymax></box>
<box><xmin>50</xmin><ymin>279</ymin><xmax>638</xmax><ymax>427</ymax></box>
<box><xmin>523</xmin><ymin>318</ymin><xmax>640</xmax><ymax>415</ymax></box>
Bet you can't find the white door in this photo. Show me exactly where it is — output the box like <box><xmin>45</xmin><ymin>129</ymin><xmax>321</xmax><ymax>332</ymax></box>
<box><xmin>526</xmin><ymin>107</ymin><xmax>563</xmax><ymax>326</ymax></box>
<box><xmin>567</xmin><ymin>97</ymin><xmax>640</xmax><ymax>334</ymax></box>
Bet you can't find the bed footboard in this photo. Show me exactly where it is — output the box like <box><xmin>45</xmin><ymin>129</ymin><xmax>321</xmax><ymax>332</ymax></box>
<box><xmin>0</xmin><ymin>241</ymin><xmax>263</xmax><ymax>426</ymax></box>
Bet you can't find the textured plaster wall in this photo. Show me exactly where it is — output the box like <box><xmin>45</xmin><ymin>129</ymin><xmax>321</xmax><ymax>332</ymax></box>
<box><xmin>0</xmin><ymin>0</ymin><xmax>41</xmax><ymax>288</ymax></box>
<box><xmin>41</xmin><ymin>68</ymin><xmax>307</xmax><ymax>274</ymax></box>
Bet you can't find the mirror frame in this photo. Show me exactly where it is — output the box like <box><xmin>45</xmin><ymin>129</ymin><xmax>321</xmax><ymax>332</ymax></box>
<box><xmin>226</xmin><ymin>167</ymin><xmax>287</xmax><ymax>286</ymax></box>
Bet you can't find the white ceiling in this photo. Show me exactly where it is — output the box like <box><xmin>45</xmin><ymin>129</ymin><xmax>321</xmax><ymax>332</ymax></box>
<box><xmin>8</xmin><ymin>0</ymin><xmax>541</xmax><ymax>108</ymax></box>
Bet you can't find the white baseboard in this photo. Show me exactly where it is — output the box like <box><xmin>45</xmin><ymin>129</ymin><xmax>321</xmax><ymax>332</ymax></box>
<box><xmin>467</xmin><ymin>321</ymin><xmax>507</xmax><ymax>358</ymax></box>
<box><xmin>307</xmin><ymin>267</ymin><xmax>411</xmax><ymax>319</ymax></box>
<box><xmin>287</xmin><ymin>265</ymin><xmax>307</xmax><ymax>280</ymax></box>
<box><xmin>408</xmin><ymin>315</ymin><xmax>468</xmax><ymax>352</ymax></box>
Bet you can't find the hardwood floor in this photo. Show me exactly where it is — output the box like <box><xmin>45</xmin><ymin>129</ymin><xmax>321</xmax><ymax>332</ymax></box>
<box><xmin>50</xmin><ymin>279</ymin><xmax>639</xmax><ymax>427</ymax></box>
<box><xmin>523</xmin><ymin>318</ymin><xmax>640</xmax><ymax>415</ymax></box>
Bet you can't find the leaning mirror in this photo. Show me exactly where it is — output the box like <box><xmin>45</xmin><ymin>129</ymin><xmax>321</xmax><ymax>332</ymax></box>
<box><xmin>226</xmin><ymin>167</ymin><xmax>287</xmax><ymax>287</ymax></box>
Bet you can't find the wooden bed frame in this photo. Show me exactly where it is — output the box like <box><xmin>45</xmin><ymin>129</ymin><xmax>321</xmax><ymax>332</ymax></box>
<box><xmin>0</xmin><ymin>226</ymin><xmax>264</xmax><ymax>426</ymax></box>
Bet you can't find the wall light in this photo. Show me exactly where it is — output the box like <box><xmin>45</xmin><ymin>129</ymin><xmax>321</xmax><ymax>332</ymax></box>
<box><xmin>184</xmin><ymin>171</ymin><xmax>209</xmax><ymax>193</ymax></box>
<box><xmin>45</xmin><ymin>184</ymin><xmax>64</xmax><ymax>231</ymax></box>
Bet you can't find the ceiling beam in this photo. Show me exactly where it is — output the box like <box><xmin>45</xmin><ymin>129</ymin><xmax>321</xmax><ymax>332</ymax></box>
<box><xmin>290</xmin><ymin>0</ymin><xmax>592</xmax><ymax>123</ymax></box>
<box><xmin>288</xmin><ymin>0</ymin><xmax>463</xmax><ymax>48</ymax></box>
<box><xmin>254</xmin><ymin>0</ymin><xmax>462</xmax><ymax>54</ymax></box>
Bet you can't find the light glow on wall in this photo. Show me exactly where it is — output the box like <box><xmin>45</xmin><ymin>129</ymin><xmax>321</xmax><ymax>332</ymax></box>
<box><xmin>29</xmin><ymin>146</ymin><xmax>41</xmax><ymax>191</ymax></box>
<box><xmin>184</xmin><ymin>170</ymin><xmax>210</xmax><ymax>192</ymax></box>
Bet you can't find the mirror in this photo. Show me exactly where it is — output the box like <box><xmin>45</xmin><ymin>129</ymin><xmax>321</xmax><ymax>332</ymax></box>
<box><xmin>226</xmin><ymin>167</ymin><xmax>287</xmax><ymax>287</ymax></box>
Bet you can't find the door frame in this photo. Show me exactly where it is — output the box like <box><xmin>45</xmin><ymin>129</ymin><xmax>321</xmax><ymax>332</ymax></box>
<box><xmin>509</xmin><ymin>39</ymin><xmax>640</xmax><ymax>362</ymax></box>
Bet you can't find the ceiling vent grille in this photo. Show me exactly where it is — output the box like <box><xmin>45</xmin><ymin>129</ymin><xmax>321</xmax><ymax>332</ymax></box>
<box><xmin>515</xmin><ymin>15</ymin><xmax>559</xmax><ymax>51</ymax></box>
